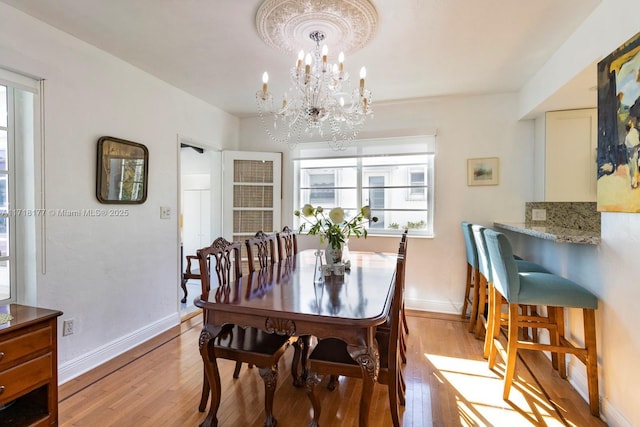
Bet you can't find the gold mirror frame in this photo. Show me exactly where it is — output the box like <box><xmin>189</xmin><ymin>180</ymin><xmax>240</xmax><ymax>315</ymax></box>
<box><xmin>96</xmin><ymin>136</ymin><xmax>148</xmax><ymax>204</ymax></box>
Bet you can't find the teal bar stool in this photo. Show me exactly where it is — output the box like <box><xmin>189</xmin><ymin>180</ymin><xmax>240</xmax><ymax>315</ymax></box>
<box><xmin>460</xmin><ymin>222</ymin><xmax>480</xmax><ymax>331</ymax></box>
<box><xmin>471</xmin><ymin>225</ymin><xmax>550</xmax><ymax>353</ymax></box>
<box><xmin>484</xmin><ymin>229</ymin><xmax>600</xmax><ymax>416</ymax></box>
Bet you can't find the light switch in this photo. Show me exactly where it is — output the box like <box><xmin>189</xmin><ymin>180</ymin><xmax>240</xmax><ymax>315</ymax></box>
<box><xmin>532</xmin><ymin>208</ymin><xmax>546</xmax><ymax>221</ymax></box>
<box><xmin>160</xmin><ymin>206</ymin><xmax>171</xmax><ymax>219</ymax></box>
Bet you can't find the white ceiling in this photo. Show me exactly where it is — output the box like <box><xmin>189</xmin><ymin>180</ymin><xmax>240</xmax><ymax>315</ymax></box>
<box><xmin>1</xmin><ymin>0</ymin><xmax>601</xmax><ymax>118</ymax></box>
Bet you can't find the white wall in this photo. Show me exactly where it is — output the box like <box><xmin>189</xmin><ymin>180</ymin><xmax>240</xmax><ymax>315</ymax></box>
<box><xmin>518</xmin><ymin>0</ymin><xmax>639</xmax><ymax>425</ymax></box>
<box><xmin>0</xmin><ymin>3</ymin><xmax>239</xmax><ymax>381</ymax></box>
<box><xmin>241</xmin><ymin>92</ymin><xmax>535</xmax><ymax>313</ymax></box>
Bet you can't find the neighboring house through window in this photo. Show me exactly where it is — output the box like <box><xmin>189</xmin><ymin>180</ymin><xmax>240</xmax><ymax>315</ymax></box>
<box><xmin>293</xmin><ymin>135</ymin><xmax>435</xmax><ymax>237</ymax></box>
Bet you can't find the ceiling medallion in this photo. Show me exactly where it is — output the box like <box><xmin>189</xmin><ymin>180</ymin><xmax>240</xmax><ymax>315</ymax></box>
<box><xmin>255</xmin><ymin>0</ymin><xmax>378</xmax><ymax>55</ymax></box>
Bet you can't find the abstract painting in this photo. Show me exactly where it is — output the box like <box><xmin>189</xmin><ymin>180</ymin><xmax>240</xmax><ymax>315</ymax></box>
<box><xmin>597</xmin><ymin>31</ymin><xmax>640</xmax><ymax>212</ymax></box>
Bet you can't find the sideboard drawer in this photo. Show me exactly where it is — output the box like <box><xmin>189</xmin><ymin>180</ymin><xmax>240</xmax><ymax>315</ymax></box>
<box><xmin>0</xmin><ymin>326</ymin><xmax>52</xmax><ymax>370</ymax></box>
<box><xmin>0</xmin><ymin>353</ymin><xmax>52</xmax><ymax>405</ymax></box>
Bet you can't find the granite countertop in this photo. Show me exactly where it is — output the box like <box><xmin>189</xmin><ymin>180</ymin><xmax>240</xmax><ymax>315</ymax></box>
<box><xmin>494</xmin><ymin>222</ymin><xmax>601</xmax><ymax>245</ymax></box>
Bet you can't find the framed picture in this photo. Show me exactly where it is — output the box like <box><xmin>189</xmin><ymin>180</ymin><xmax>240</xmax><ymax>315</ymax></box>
<box><xmin>96</xmin><ymin>136</ymin><xmax>148</xmax><ymax>204</ymax></box>
<box><xmin>467</xmin><ymin>157</ymin><xmax>499</xmax><ymax>186</ymax></box>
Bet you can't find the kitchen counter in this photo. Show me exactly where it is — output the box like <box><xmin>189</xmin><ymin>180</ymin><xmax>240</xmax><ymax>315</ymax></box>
<box><xmin>494</xmin><ymin>222</ymin><xmax>600</xmax><ymax>245</ymax></box>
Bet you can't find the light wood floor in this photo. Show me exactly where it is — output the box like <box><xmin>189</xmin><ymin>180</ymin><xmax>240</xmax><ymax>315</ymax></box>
<box><xmin>58</xmin><ymin>311</ymin><xmax>607</xmax><ymax>426</ymax></box>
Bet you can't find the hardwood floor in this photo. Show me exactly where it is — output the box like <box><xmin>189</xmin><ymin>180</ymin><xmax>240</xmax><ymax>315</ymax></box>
<box><xmin>58</xmin><ymin>311</ymin><xmax>607</xmax><ymax>426</ymax></box>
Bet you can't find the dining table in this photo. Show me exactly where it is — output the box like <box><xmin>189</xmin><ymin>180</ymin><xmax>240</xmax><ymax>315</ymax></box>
<box><xmin>194</xmin><ymin>249</ymin><xmax>398</xmax><ymax>427</ymax></box>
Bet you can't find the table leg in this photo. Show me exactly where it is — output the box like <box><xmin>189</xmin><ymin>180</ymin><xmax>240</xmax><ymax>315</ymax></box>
<box><xmin>347</xmin><ymin>339</ymin><xmax>380</xmax><ymax>427</ymax></box>
<box><xmin>199</xmin><ymin>325</ymin><xmax>222</xmax><ymax>427</ymax></box>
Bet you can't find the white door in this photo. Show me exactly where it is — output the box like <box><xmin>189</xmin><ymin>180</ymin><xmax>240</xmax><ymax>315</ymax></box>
<box><xmin>222</xmin><ymin>151</ymin><xmax>282</xmax><ymax>244</ymax></box>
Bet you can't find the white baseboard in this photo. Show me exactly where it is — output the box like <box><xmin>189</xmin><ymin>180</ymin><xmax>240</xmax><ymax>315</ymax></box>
<box><xmin>601</xmin><ymin>396</ymin><xmax>633</xmax><ymax>427</ymax></box>
<box><xmin>58</xmin><ymin>313</ymin><xmax>180</xmax><ymax>384</ymax></box>
<box><xmin>405</xmin><ymin>297</ymin><xmax>460</xmax><ymax>314</ymax></box>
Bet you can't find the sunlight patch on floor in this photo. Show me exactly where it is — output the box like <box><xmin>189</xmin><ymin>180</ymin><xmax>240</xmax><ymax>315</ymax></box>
<box><xmin>425</xmin><ymin>353</ymin><xmax>565</xmax><ymax>426</ymax></box>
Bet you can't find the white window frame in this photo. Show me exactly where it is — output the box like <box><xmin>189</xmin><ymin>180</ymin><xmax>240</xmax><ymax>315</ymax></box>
<box><xmin>0</xmin><ymin>68</ymin><xmax>41</xmax><ymax>305</ymax></box>
<box><xmin>292</xmin><ymin>135</ymin><xmax>436</xmax><ymax>237</ymax></box>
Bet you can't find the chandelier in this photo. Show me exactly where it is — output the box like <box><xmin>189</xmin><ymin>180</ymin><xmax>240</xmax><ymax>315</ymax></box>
<box><xmin>256</xmin><ymin>30</ymin><xmax>373</xmax><ymax>150</ymax></box>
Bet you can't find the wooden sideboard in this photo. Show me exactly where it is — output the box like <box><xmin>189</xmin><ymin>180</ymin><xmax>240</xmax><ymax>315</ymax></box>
<box><xmin>0</xmin><ymin>304</ymin><xmax>63</xmax><ymax>426</ymax></box>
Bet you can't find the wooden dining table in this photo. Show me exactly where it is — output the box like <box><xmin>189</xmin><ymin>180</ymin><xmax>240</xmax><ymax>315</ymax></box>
<box><xmin>194</xmin><ymin>249</ymin><xmax>398</xmax><ymax>427</ymax></box>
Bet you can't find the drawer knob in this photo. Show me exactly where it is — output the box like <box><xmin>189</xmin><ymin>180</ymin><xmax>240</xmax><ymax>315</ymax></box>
<box><xmin>0</xmin><ymin>385</ymin><xmax>4</xmax><ymax>395</ymax></box>
<box><xmin>0</xmin><ymin>351</ymin><xmax>4</xmax><ymax>361</ymax></box>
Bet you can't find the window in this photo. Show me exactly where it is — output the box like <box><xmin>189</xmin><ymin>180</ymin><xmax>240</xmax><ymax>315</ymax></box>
<box><xmin>409</xmin><ymin>169</ymin><xmax>425</xmax><ymax>198</ymax></box>
<box><xmin>293</xmin><ymin>135</ymin><xmax>435</xmax><ymax>237</ymax></box>
<box><xmin>0</xmin><ymin>69</ymin><xmax>40</xmax><ymax>304</ymax></box>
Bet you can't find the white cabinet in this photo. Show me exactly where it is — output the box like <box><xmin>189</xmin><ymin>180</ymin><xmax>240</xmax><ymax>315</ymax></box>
<box><xmin>543</xmin><ymin>109</ymin><xmax>597</xmax><ymax>202</ymax></box>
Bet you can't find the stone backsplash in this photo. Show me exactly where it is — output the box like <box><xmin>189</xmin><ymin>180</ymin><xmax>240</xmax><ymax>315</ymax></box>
<box><xmin>524</xmin><ymin>202</ymin><xmax>600</xmax><ymax>232</ymax></box>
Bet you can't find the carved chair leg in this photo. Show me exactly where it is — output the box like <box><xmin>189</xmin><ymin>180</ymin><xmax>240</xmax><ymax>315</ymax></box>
<box><xmin>306</xmin><ymin>373</ymin><xmax>323</xmax><ymax>427</ymax></box>
<box><xmin>198</xmin><ymin>368</ymin><xmax>210</xmax><ymax>412</ymax></box>
<box><xmin>258</xmin><ymin>366</ymin><xmax>279</xmax><ymax>427</ymax></box>
<box><xmin>233</xmin><ymin>361</ymin><xmax>243</xmax><ymax>379</ymax></box>
<box><xmin>181</xmin><ymin>277</ymin><xmax>188</xmax><ymax>304</ymax></box>
<box><xmin>292</xmin><ymin>335</ymin><xmax>311</xmax><ymax>387</ymax></box>
<box><xmin>327</xmin><ymin>375</ymin><xmax>339</xmax><ymax>391</ymax></box>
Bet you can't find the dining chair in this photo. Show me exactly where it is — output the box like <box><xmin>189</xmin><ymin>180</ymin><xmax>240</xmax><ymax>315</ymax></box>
<box><xmin>378</xmin><ymin>230</ymin><xmax>409</xmax><ymax>363</ymax></box>
<box><xmin>245</xmin><ymin>230</ymin><xmax>278</xmax><ymax>273</ymax></box>
<box><xmin>197</xmin><ymin>237</ymin><xmax>290</xmax><ymax>426</ymax></box>
<box><xmin>484</xmin><ymin>229</ymin><xmax>600</xmax><ymax>416</ymax></box>
<box><xmin>181</xmin><ymin>253</ymin><xmax>200</xmax><ymax>303</ymax></box>
<box><xmin>275</xmin><ymin>225</ymin><xmax>311</xmax><ymax>386</ymax></box>
<box><xmin>306</xmin><ymin>242</ymin><xmax>407</xmax><ymax>426</ymax></box>
<box><xmin>276</xmin><ymin>225</ymin><xmax>298</xmax><ymax>261</ymax></box>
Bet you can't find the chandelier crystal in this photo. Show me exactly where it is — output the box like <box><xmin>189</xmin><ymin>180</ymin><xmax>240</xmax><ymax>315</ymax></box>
<box><xmin>256</xmin><ymin>31</ymin><xmax>373</xmax><ymax>150</ymax></box>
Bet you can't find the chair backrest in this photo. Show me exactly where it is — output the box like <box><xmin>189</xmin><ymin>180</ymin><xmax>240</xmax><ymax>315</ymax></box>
<box><xmin>471</xmin><ymin>224</ymin><xmax>491</xmax><ymax>282</ymax></box>
<box><xmin>387</xmin><ymin>243</ymin><xmax>407</xmax><ymax>371</ymax></box>
<box><xmin>197</xmin><ymin>237</ymin><xmax>242</xmax><ymax>302</ymax></box>
<box><xmin>483</xmin><ymin>229</ymin><xmax>521</xmax><ymax>302</ymax></box>
<box><xmin>461</xmin><ymin>221</ymin><xmax>478</xmax><ymax>268</ymax></box>
<box><xmin>276</xmin><ymin>226</ymin><xmax>298</xmax><ymax>261</ymax></box>
<box><xmin>245</xmin><ymin>230</ymin><xmax>278</xmax><ymax>273</ymax></box>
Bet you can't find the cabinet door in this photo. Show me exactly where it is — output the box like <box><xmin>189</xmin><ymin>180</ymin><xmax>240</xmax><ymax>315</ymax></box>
<box><xmin>222</xmin><ymin>151</ymin><xmax>282</xmax><ymax>246</ymax></box>
<box><xmin>545</xmin><ymin>109</ymin><xmax>597</xmax><ymax>202</ymax></box>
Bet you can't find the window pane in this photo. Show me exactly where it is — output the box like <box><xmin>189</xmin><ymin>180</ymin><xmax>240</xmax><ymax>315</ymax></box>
<box><xmin>0</xmin><ymin>86</ymin><xmax>6</xmax><ymax>128</ymax></box>
<box><xmin>370</xmin><ymin>209</ymin><xmax>430</xmax><ymax>232</ymax></box>
<box><xmin>299</xmin><ymin>188</ymin><xmax>358</xmax><ymax>210</ymax></box>
<box><xmin>0</xmin><ymin>260</ymin><xmax>8</xmax><ymax>301</ymax></box>
<box><xmin>234</xmin><ymin>160</ymin><xmax>274</xmax><ymax>183</ymax></box>
<box><xmin>0</xmin><ymin>130</ymin><xmax>6</xmax><ymax>171</ymax></box>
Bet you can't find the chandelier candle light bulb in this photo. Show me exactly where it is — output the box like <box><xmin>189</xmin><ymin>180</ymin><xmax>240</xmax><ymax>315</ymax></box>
<box><xmin>297</xmin><ymin>50</ymin><xmax>304</xmax><ymax>70</ymax></box>
<box><xmin>262</xmin><ymin>72</ymin><xmax>269</xmax><ymax>96</ymax></box>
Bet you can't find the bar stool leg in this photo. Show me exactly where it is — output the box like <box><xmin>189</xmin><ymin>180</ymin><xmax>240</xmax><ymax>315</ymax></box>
<box><xmin>461</xmin><ymin>264</ymin><xmax>473</xmax><ymax>318</ymax></box>
<box><xmin>548</xmin><ymin>307</ymin><xmax>559</xmax><ymax>371</ymax></box>
<box><xmin>482</xmin><ymin>282</ymin><xmax>494</xmax><ymax>359</ymax></box>
<box><xmin>475</xmin><ymin>276</ymin><xmax>487</xmax><ymax>339</ymax></box>
<box><xmin>503</xmin><ymin>304</ymin><xmax>520</xmax><ymax>399</ymax></box>
<box><xmin>584</xmin><ymin>308</ymin><xmax>600</xmax><ymax>416</ymax></box>
<box><xmin>555</xmin><ymin>307</ymin><xmax>567</xmax><ymax>379</ymax></box>
<box><xmin>468</xmin><ymin>269</ymin><xmax>480</xmax><ymax>332</ymax></box>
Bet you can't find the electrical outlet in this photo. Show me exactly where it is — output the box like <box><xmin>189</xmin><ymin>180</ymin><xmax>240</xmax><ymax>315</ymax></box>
<box><xmin>532</xmin><ymin>208</ymin><xmax>547</xmax><ymax>221</ymax></box>
<box><xmin>63</xmin><ymin>319</ymin><xmax>74</xmax><ymax>336</ymax></box>
<box><xmin>160</xmin><ymin>206</ymin><xmax>171</xmax><ymax>219</ymax></box>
